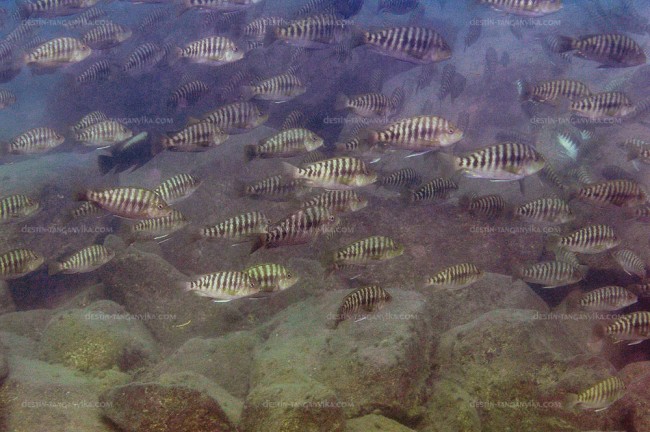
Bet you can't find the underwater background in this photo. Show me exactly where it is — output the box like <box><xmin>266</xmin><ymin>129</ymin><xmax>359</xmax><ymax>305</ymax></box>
<box><xmin>1</xmin><ymin>0</ymin><xmax>650</xmax><ymax>431</ymax></box>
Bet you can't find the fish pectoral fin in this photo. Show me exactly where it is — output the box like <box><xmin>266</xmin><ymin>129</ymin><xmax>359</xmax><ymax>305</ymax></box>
<box><xmin>627</xmin><ymin>339</ymin><xmax>645</xmax><ymax>346</ymax></box>
<box><xmin>353</xmin><ymin>315</ymin><xmax>367</xmax><ymax>323</ymax></box>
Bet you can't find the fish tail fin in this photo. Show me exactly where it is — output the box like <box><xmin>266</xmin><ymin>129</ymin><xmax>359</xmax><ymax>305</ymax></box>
<box><xmin>74</xmin><ymin>190</ymin><xmax>90</xmax><ymax>202</ymax></box>
<box><xmin>279</xmin><ymin>161</ymin><xmax>300</xmax><ymax>179</ymax></box>
<box><xmin>553</xmin><ymin>35</ymin><xmax>575</xmax><ymax>53</ymax></box>
<box><xmin>97</xmin><ymin>155</ymin><xmax>115</xmax><ymax>175</ymax></box>
<box><xmin>250</xmin><ymin>235</ymin><xmax>266</xmax><ymax>254</ymax></box>
<box><xmin>47</xmin><ymin>262</ymin><xmax>62</xmax><ymax>276</ymax></box>
<box><xmin>515</xmin><ymin>79</ymin><xmax>531</xmax><ymax>101</ymax></box>
<box><xmin>435</xmin><ymin>152</ymin><xmax>461</xmax><ymax>179</ymax></box>
<box><xmin>334</xmin><ymin>93</ymin><xmax>349</xmax><ymax>111</ymax></box>
<box><xmin>240</xmin><ymin>85</ymin><xmax>255</xmax><ymax>101</ymax></box>
<box><xmin>563</xmin><ymin>393</ymin><xmax>579</xmax><ymax>411</ymax></box>
<box><xmin>244</xmin><ymin>144</ymin><xmax>258</xmax><ymax>162</ymax></box>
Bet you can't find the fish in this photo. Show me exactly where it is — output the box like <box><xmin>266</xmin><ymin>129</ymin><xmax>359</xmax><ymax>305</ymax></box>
<box><xmin>7</xmin><ymin>127</ymin><xmax>65</xmax><ymax>155</ymax></box>
<box><xmin>332</xmin><ymin>285</ymin><xmax>392</xmax><ymax>327</ymax></box>
<box><xmin>137</xmin><ymin>8</ymin><xmax>167</xmax><ymax>33</ymax></box>
<box><xmin>378</xmin><ymin>0</ymin><xmax>419</xmax><ymax>15</ymax></box>
<box><xmin>182</xmin><ymin>271</ymin><xmax>260</xmax><ymax>301</ymax></box>
<box><xmin>330</xmin><ymin>236</ymin><xmax>404</xmax><ymax>270</ymax></box>
<box><xmin>122</xmin><ymin>42</ymin><xmax>165</xmax><ymax>74</ymax></box>
<box><xmin>475</xmin><ymin>0</ymin><xmax>562</xmax><ymax>17</ymax></box>
<box><xmin>553</xmin><ymin>33</ymin><xmax>646</xmax><ymax>68</ymax></box>
<box><xmin>76</xmin><ymin>187</ymin><xmax>173</xmax><ymax>219</ymax></box>
<box><xmin>555</xmin><ymin>131</ymin><xmax>580</xmax><ymax>161</ymax></box>
<box><xmin>0</xmin><ymin>194</ymin><xmax>40</xmax><ymax>223</ymax></box>
<box><xmin>514</xmin><ymin>198</ymin><xmax>574</xmax><ymax>224</ymax></box>
<box><xmin>377</xmin><ymin>168</ymin><xmax>422</xmax><ymax>189</ymax></box>
<box><xmin>195</xmin><ymin>101</ymin><xmax>268</xmax><ymax>133</ymax></box>
<box><xmin>167</xmin><ymin>80</ymin><xmax>210</xmax><ymax>110</ymax></box>
<box><xmin>153</xmin><ymin>174</ymin><xmax>202</xmax><ymax>205</ymax></box>
<box><xmin>281</xmin><ymin>111</ymin><xmax>307</xmax><ymax>130</ymax></box>
<box><xmin>300</xmin><ymin>190</ymin><xmax>368</xmax><ymax>214</ymax></box>
<box><xmin>367</xmin><ymin>115</ymin><xmax>463</xmax><ymax>152</ymax></box>
<box><xmin>357</xmin><ymin>26</ymin><xmax>452</xmax><ymax>64</ymax></box>
<box><xmin>75</xmin><ymin>120</ymin><xmax>133</xmax><ymax>148</ymax></box>
<box><xmin>464</xmin><ymin>21</ymin><xmax>482</xmax><ymax>51</ymax></box>
<box><xmin>514</xmin><ymin>260</ymin><xmax>587</xmax><ymax>288</ymax></box>
<box><xmin>567</xmin><ymin>166</ymin><xmax>596</xmax><ymax>186</ymax></box>
<box><xmin>598</xmin><ymin>311</ymin><xmax>650</xmax><ymax>345</ymax></box>
<box><xmin>516</xmin><ymin>79</ymin><xmax>592</xmax><ymax>104</ymax></box>
<box><xmin>129</xmin><ymin>210</ymin><xmax>188</xmax><ymax>243</ymax></box>
<box><xmin>611</xmin><ymin>249</ymin><xmax>647</xmax><ymax>279</ymax></box>
<box><xmin>76</xmin><ymin>60</ymin><xmax>114</xmax><ymax>84</ymax></box>
<box><xmin>251</xmin><ymin>206</ymin><xmax>337</xmax><ymax>253</ymax></box>
<box><xmin>549</xmin><ymin>224</ymin><xmax>620</xmax><ymax>254</ymax></box>
<box><xmin>415</xmin><ymin>65</ymin><xmax>436</xmax><ymax>91</ymax></box>
<box><xmin>627</xmin><ymin>283</ymin><xmax>650</xmax><ymax>298</ymax></box>
<box><xmin>239</xmin><ymin>175</ymin><xmax>306</xmax><ymax>200</ymax></box>
<box><xmin>48</xmin><ymin>245</ymin><xmax>114</xmax><ymax>275</ymax></box>
<box><xmin>243</xmin><ymin>17</ymin><xmax>288</xmax><ymax>40</ymax></box>
<box><xmin>244</xmin><ymin>263</ymin><xmax>298</xmax><ymax>292</ymax></box>
<box><xmin>281</xmin><ymin>157</ymin><xmax>377</xmax><ymax>190</ymax></box>
<box><xmin>0</xmin><ymin>248</ymin><xmax>45</xmax><ymax>279</ymax></box>
<box><xmin>24</xmin><ymin>37</ymin><xmax>91</xmax><ymax>68</ymax></box>
<box><xmin>484</xmin><ymin>47</ymin><xmax>497</xmax><ymax>80</ymax></box>
<box><xmin>579</xmin><ymin>286</ymin><xmax>638</xmax><ymax>311</ymax></box>
<box><xmin>19</xmin><ymin>0</ymin><xmax>100</xmax><ymax>19</ymax></box>
<box><xmin>450</xmin><ymin>72</ymin><xmax>466</xmax><ymax>102</ymax></box>
<box><xmin>335</xmin><ymin>92</ymin><xmax>394</xmax><ymax>117</ymax></box>
<box><xmin>410</xmin><ymin>177</ymin><xmax>458</xmax><ymax>203</ymax></box>
<box><xmin>198</xmin><ymin>211</ymin><xmax>271</xmax><ymax>241</ymax></box>
<box><xmin>271</xmin><ymin>14</ymin><xmax>349</xmax><ymax>49</ymax></box>
<box><xmin>619</xmin><ymin>139</ymin><xmax>650</xmax><ymax>165</ymax></box>
<box><xmin>69</xmin><ymin>201</ymin><xmax>103</xmax><ymax>220</ymax></box>
<box><xmin>162</xmin><ymin>123</ymin><xmax>228</xmax><ymax>152</ymax></box>
<box><xmin>459</xmin><ymin>194</ymin><xmax>505</xmax><ymax>218</ymax></box>
<box><xmin>570</xmin><ymin>92</ymin><xmax>634</xmax><ymax>120</ymax></box>
<box><xmin>81</xmin><ymin>22</ymin><xmax>132</xmax><ymax>50</ymax></box>
<box><xmin>241</xmin><ymin>72</ymin><xmax>306</xmax><ymax>102</ymax></box>
<box><xmin>245</xmin><ymin>128</ymin><xmax>324</xmax><ymax>161</ymax></box>
<box><xmin>0</xmin><ymin>89</ymin><xmax>16</xmax><ymax>108</ymax></box>
<box><xmin>174</xmin><ymin>36</ymin><xmax>243</xmax><ymax>66</ymax></box>
<box><xmin>440</xmin><ymin>142</ymin><xmax>546</xmax><ymax>181</ymax></box>
<box><xmin>574</xmin><ymin>179</ymin><xmax>647</xmax><ymax>207</ymax></box>
<box><xmin>564</xmin><ymin>377</ymin><xmax>626</xmax><ymax>412</ymax></box>
<box><xmin>179</xmin><ymin>0</ymin><xmax>261</xmax><ymax>13</ymax></box>
<box><xmin>97</xmin><ymin>132</ymin><xmax>159</xmax><ymax>175</ymax></box>
<box><xmin>425</xmin><ymin>263</ymin><xmax>484</xmax><ymax>289</ymax></box>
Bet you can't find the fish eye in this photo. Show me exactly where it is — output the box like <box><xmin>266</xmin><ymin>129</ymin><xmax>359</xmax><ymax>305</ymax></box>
<box><xmin>287</xmin><ymin>273</ymin><xmax>292</xmax><ymax>279</ymax></box>
<box><xmin>448</xmin><ymin>128</ymin><xmax>455</xmax><ymax>134</ymax></box>
<box><xmin>329</xmin><ymin>215</ymin><xmax>335</xmax><ymax>221</ymax></box>
<box><xmin>157</xmin><ymin>204</ymin><xmax>165</xmax><ymax>209</ymax></box>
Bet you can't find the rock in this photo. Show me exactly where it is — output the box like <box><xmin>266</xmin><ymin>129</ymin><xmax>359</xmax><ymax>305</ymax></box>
<box><xmin>240</xmin><ymin>378</ymin><xmax>346</xmax><ymax>432</ymax></box>
<box><xmin>0</xmin><ymin>331</ymin><xmax>39</xmax><ymax>359</ymax></box>
<box><xmin>100</xmin><ymin>382</ymin><xmax>237</xmax><ymax>432</ymax></box>
<box><xmin>422</xmin><ymin>309</ymin><xmax>625</xmax><ymax>432</ymax></box>
<box><xmin>0</xmin><ymin>309</ymin><xmax>54</xmax><ymax>340</ymax></box>
<box><xmin>0</xmin><ymin>341</ymin><xmax>8</xmax><ymax>383</ymax></box>
<box><xmin>346</xmin><ymin>414</ymin><xmax>416</xmax><ymax>432</ymax></box>
<box><xmin>98</xmin><ymin>247</ymin><xmax>249</xmax><ymax>348</ymax></box>
<box><xmin>620</xmin><ymin>361</ymin><xmax>650</xmax><ymax>432</ymax></box>
<box><xmin>243</xmin><ymin>288</ymin><xmax>432</xmax><ymax>425</ymax></box>
<box><xmin>157</xmin><ymin>371</ymin><xmax>243</xmax><ymax>426</ymax></box>
<box><xmin>0</xmin><ymin>281</ymin><xmax>15</xmax><ymax>314</ymax></box>
<box><xmin>147</xmin><ymin>332</ymin><xmax>259</xmax><ymax>398</ymax></box>
<box><xmin>60</xmin><ymin>284</ymin><xmax>107</xmax><ymax>310</ymax></box>
<box><xmin>38</xmin><ymin>300</ymin><xmax>158</xmax><ymax>373</ymax></box>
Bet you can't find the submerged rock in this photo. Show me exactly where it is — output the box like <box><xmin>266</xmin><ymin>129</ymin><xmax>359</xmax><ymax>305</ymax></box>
<box><xmin>0</xmin><ymin>308</ymin><xmax>54</xmax><ymax>340</ymax></box>
<box><xmin>346</xmin><ymin>414</ymin><xmax>416</xmax><ymax>431</ymax></box>
<box><xmin>0</xmin><ymin>282</ymin><xmax>15</xmax><ymax>314</ymax></box>
<box><xmin>100</xmin><ymin>382</ymin><xmax>237</xmax><ymax>432</ymax></box>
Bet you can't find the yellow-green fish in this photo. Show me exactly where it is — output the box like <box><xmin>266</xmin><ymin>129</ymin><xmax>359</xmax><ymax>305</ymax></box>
<box><xmin>0</xmin><ymin>195</ymin><xmax>40</xmax><ymax>223</ymax></box>
<box><xmin>244</xmin><ymin>263</ymin><xmax>298</xmax><ymax>292</ymax></box>
<box><xmin>425</xmin><ymin>263</ymin><xmax>484</xmax><ymax>289</ymax></box>
<box><xmin>282</xmin><ymin>156</ymin><xmax>377</xmax><ymax>190</ymax></box>
<box><xmin>76</xmin><ymin>187</ymin><xmax>173</xmax><ymax>219</ymax></box>
<box><xmin>49</xmin><ymin>244</ymin><xmax>114</xmax><ymax>275</ymax></box>
<box><xmin>0</xmin><ymin>248</ymin><xmax>45</xmax><ymax>279</ymax></box>
<box><xmin>564</xmin><ymin>376</ymin><xmax>626</xmax><ymax>412</ymax></box>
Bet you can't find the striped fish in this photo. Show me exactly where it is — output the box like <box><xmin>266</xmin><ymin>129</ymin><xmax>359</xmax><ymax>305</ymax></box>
<box><xmin>571</xmin><ymin>92</ymin><xmax>634</xmax><ymax>119</ymax></box>
<box><xmin>281</xmin><ymin>110</ymin><xmax>307</xmax><ymax>130</ymax></box>
<box><xmin>180</xmin><ymin>0</ymin><xmax>261</xmax><ymax>13</ymax></box>
<box><xmin>183</xmin><ymin>271</ymin><xmax>260</xmax><ymax>301</ymax></box>
<box><xmin>379</xmin><ymin>0</ymin><xmax>419</xmax><ymax>14</ymax></box>
<box><xmin>122</xmin><ymin>42</ymin><xmax>164</xmax><ymax>74</ymax></box>
<box><xmin>168</xmin><ymin>80</ymin><xmax>209</xmax><ymax>109</ymax></box>
<box><xmin>368</xmin><ymin>115</ymin><xmax>463</xmax><ymax>151</ymax></box>
<box><xmin>242</xmin><ymin>73</ymin><xmax>306</xmax><ymax>102</ymax></box>
<box><xmin>0</xmin><ymin>89</ymin><xmax>16</xmax><ymax>109</ymax></box>
<box><xmin>378</xmin><ymin>168</ymin><xmax>422</xmax><ymax>189</ymax></box>
<box><xmin>199</xmin><ymin>211</ymin><xmax>270</xmax><ymax>241</ymax></box>
<box><xmin>551</xmin><ymin>224</ymin><xmax>620</xmax><ymax>254</ymax></box>
<box><xmin>176</xmin><ymin>36</ymin><xmax>243</xmax><ymax>66</ymax></box>
<box><xmin>62</xmin><ymin>4</ymin><xmax>104</xmax><ymax>27</ymax></box>
<box><xmin>153</xmin><ymin>174</ymin><xmax>202</xmax><ymax>205</ymax></box>
<box><xmin>554</xmin><ymin>33</ymin><xmax>646</xmax><ymax>68</ymax></box>
<box><xmin>411</xmin><ymin>177</ymin><xmax>458</xmax><ymax>203</ymax></box>
<box><xmin>619</xmin><ymin>139</ymin><xmax>650</xmax><ymax>164</ymax></box>
<box><xmin>244</xmin><ymin>17</ymin><xmax>288</xmax><ymax>40</ymax></box>
<box><xmin>627</xmin><ymin>283</ymin><xmax>650</xmax><ymax>298</ymax></box>
<box><xmin>71</xmin><ymin>111</ymin><xmax>107</xmax><ymax>133</ymax></box>
<box><xmin>0</xmin><ymin>248</ymin><xmax>44</xmax><ymax>279</ymax></box>
<box><xmin>568</xmin><ymin>166</ymin><xmax>596</xmax><ymax>186</ymax></box>
<box><xmin>244</xmin><ymin>263</ymin><xmax>298</xmax><ymax>292</ymax></box>
<box><xmin>25</xmin><ymin>37</ymin><xmax>91</xmax><ymax>67</ymax></box>
<box><xmin>575</xmin><ymin>179</ymin><xmax>647</xmax><ymax>207</ymax></box>
<box><xmin>273</xmin><ymin>14</ymin><xmax>349</xmax><ymax>48</ymax></box>
<box><xmin>539</xmin><ymin>164</ymin><xmax>568</xmax><ymax>191</ymax></box>
<box><xmin>514</xmin><ymin>198</ymin><xmax>574</xmax><ymax>224</ymax></box>
<box><xmin>359</xmin><ymin>26</ymin><xmax>452</xmax><ymax>64</ymax></box>
<box><xmin>442</xmin><ymin>142</ymin><xmax>546</xmax><ymax>181</ymax></box>
<box><xmin>75</xmin><ymin>120</ymin><xmax>133</xmax><ymax>147</ymax></box>
<box><xmin>301</xmin><ymin>190</ymin><xmax>368</xmax><ymax>213</ymax></box>
<box><xmin>196</xmin><ymin>101</ymin><xmax>268</xmax><ymax>133</ymax></box>
<box><xmin>70</xmin><ymin>201</ymin><xmax>103</xmax><ymax>220</ymax></box>
<box><xmin>611</xmin><ymin>249</ymin><xmax>647</xmax><ymax>279</ymax></box>
<box><xmin>19</xmin><ymin>0</ymin><xmax>100</xmax><ymax>18</ymax></box>
<box><xmin>129</xmin><ymin>210</ymin><xmax>188</xmax><ymax>243</ymax></box>
<box><xmin>601</xmin><ymin>311</ymin><xmax>650</xmax><ymax>345</ymax></box>
<box><xmin>76</xmin><ymin>60</ymin><xmax>113</xmax><ymax>84</ymax></box>
<box><xmin>49</xmin><ymin>245</ymin><xmax>114</xmax><ymax>275</ymax></box>
<box><xmin>335</xmin><ymin>92</ymin><xmax>394</xmax><ymax>117</ymax></box>
<box><xmin>77</xmin><ymin>187</ymin><xmax>172</xmax><ymax>219</ymax></box>
<box><xmin>0</xmin><ymin>195</ymin><xmax>40</xmax><ymax>223</ymax></box>
<box><xmin>240</xmin><ymin>175</ymin><xmax>306</xmax><ymax>200</ymax></box>
<box><xmin>331</xmin><ymin>236</ymin><xmax>404</xmax><ymax>269</ymax></box>
<box><xmin>564</xmin><ymin>377</ymin><xmax>626</xmax><ymax>412</ymax></box>
<box><xmin>515</xmin><ymin>260</ymin><xmax>587</xmax><ymax>288</ymax></box>
<box><xmin>251</xmin><ymin>206</ymin><xmax>337</xmax><ymax>252</ymax></box>
<box><xmin>477</xmin><ymin>0</ymin><xmax>561</xmax><ymax>16</ymax></box>
<box><xmin>162</xmin><ymin>123</ymin><xmax>228</xmax><ymax>152</ymax></box>
<box><xmin>281</xmin><ymin>157</ymin><xmax>377</xmax><ymax>190</ymax></box>
<box><xmin>579</xmin><ymin>286</ymin><xmax>637</xmax><ymax>311</ymax></box>
<box><xmin>8</xmin><ymin>127</ymin><xmax>64</xmax><ymax>155</ymax></box>
<box><xmin>516</xmin><ymin>79</ymin><xmax>591</xmax><ymax>103</ymax></box>
<box><xmin>425</xmin><ymin>263</ymin><xmax>484</xmax><ymax>290</ymax></box>
<box><xmin>459</xmin><ymin>194</ymin><xmax>505</xmax><ymax>218</ymax></box>
<box><xmin>138</xmin><ymin>9</ymin><xmax>167</xmax><ymax>33</ymax></box>
<box><xmin>82</xmin><ymin>22</ymin><xmax>132</xmax><ymax>50</ymax></box>
<box><xmin>245</xmin><ymin>128</ymin><xmax>323</xmax><ymax>161</ymax></box>
<box><xmin>333</xmin><ymin>285</ymin><xmax>392</xmax><ymax>327</ymax></box>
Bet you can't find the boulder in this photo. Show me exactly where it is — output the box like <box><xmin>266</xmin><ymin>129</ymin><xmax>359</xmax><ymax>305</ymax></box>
<box><xmin>0</xmin><ymin>309</ymin><xmax>55</xmax><ymax>340</ymax></box>
<box><xmin>620</xmin><ymin>361</ymin><xmax>650</xmax><ymax>432</ymax></box>
<box><xmin>0</xmin><ymin>281</ymin><xmax>15</xmax><ymax>314</ymax></box>
<box><xmin>346</xmin><ymin>414</ymin><xmax>416</xmax><ymax>432</ymax></box>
